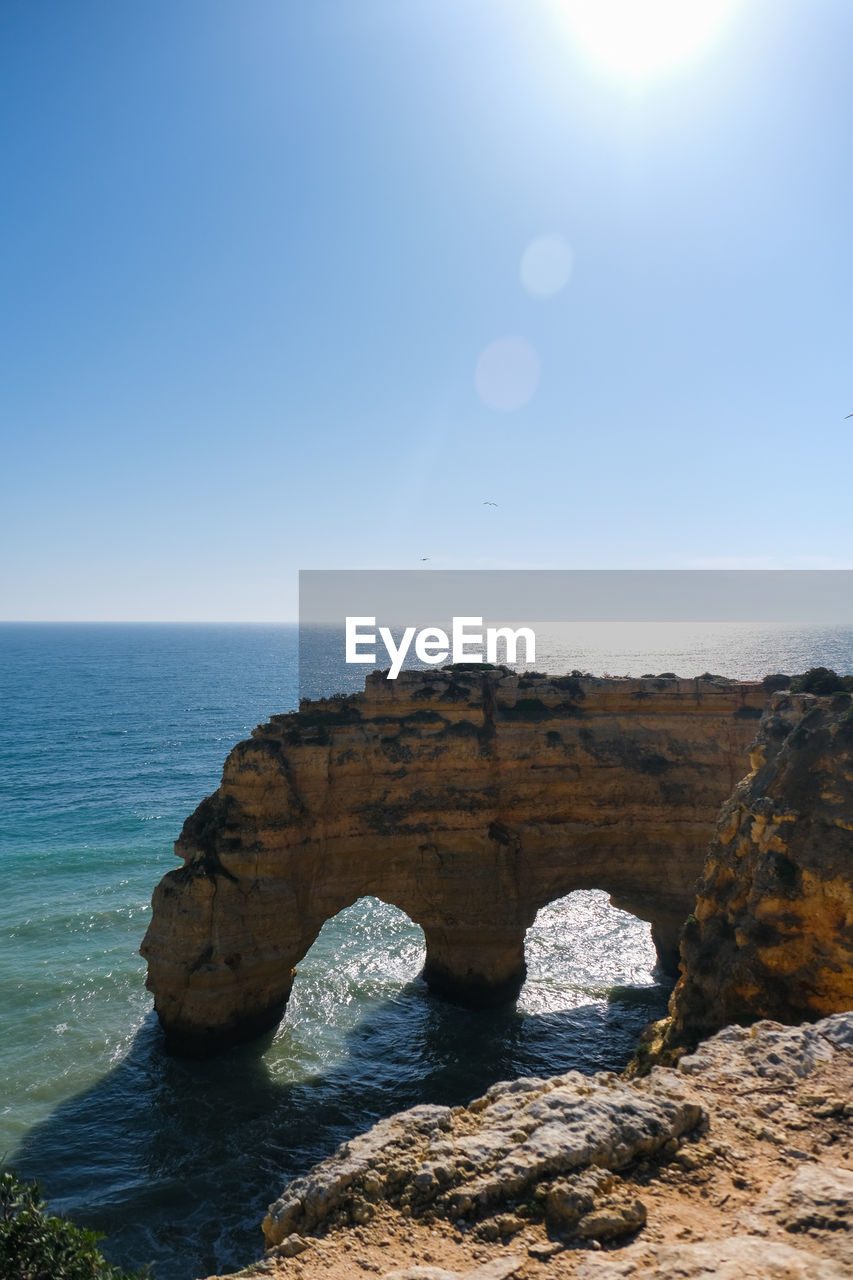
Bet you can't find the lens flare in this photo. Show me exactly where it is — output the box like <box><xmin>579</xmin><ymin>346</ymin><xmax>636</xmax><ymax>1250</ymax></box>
<box><xmin>561</xmin><ymin>0</ymin><xmax>739</xmax><ymax>78</ymax></box>
<box><xmin>475</xmin><ymin>337</ymin><xmax>541</xmax><ymax>412</ymax></box>
<box><xmin>520</xmin><ymin>234</ymin><xmax>574</xmax><ymax>299</ymax></box>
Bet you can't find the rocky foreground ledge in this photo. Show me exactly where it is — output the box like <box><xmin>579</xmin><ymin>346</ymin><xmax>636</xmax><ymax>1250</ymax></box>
<box><xmin>205</xmin><ymin>1012</ymin><xmax>853</xmax><ymax>1280</ymax></box>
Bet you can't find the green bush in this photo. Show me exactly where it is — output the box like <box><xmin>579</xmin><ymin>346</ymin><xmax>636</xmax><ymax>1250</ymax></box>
<box><xmin>0</xmin><ymin>1171</ymin><xmax>147</xmax><ymax>1280</ymax></box>
<box><xmin>761</xmin><ymin>673</ymin><xmax>791</xmax><ymax>692</ymax></box>
<box><xmin>550</xmin><ymin>674</ymin><xmax>586</xmax><ymax>698</ymax></box>
<box><xmin>789</xmin><ymin>667</ymin><xmax>853</xmax><ymax>695</ymax></box>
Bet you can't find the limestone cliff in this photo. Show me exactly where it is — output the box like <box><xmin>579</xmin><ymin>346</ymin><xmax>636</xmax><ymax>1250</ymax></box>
<box><xmin>665</xmin><ymin>691</ymin><xmax>853</xmax><ymax>1047</ymax></box>
<box><xmin>141</xmin><ymin>668</ymin><xmax>765</xmax><ymax>1056</ymax></box>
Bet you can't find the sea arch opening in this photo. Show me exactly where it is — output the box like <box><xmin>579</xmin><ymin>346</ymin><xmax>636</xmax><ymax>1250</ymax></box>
<box><xmin>281</xmin><ymin>896</ymin><xmax>427</xmax><ymax>1060</ymax></box>
<box><xmin>275</xmin><ymin>891</ymin><xmax>672</xmax><ymax>1084</ymax></box>
<box><xmin>521</xmin><ymin>890</ymin><xmax>663</xmax><ymax>1015</ymax></box>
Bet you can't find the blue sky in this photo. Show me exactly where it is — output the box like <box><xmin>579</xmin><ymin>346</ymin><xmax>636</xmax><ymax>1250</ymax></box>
<box><xmin>2</xmin><ymin>0</ymin><xmax>852</xmax><ymax>620</ymax></box>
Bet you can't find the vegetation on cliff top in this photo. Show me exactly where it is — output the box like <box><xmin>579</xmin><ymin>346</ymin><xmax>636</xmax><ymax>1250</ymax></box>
<box><xmin>788</xmin><ymin>666</ymin><xmax>853</xmax><ymax>694</ymax></box>
<box><xmin>762</xmin><ymin>667</ymin><xmax>853</xmax><ymax>695</ymax></box>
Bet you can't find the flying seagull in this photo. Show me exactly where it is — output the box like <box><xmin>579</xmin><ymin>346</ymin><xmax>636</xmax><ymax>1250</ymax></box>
<box><xmin>420</xmin><ymin>557</ymin><xmax>430</xmax><ymax>561</ymax></box>
<box><xmin>483</xmin><ymin>500</ymin><xmax>498</xmax><ymax>506</ymax></box>
<box><xmin>846</xmin><ymin>413</ymin><xmax>853</xmax><ymax>418</ymax></box>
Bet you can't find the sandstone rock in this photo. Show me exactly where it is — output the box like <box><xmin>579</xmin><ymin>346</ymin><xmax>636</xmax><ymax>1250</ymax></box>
<box><xmin>748</xmin><ymin>1164</ymin><xmax>853</xmax><ymax>1263</ymax></box>
<box><xmin>493</xmin><ymin>1214</ymin><xmax>524</xmax><ymax>1238</ymax></box>
<box><xmin>382</xmin><ymin>1259</ymin><xmax>525</xmax><ymax>1280</ymax></box>
<box><xmin>141</xmin><ymin>669</ymin><xmax>766</xmax><ymax>1055</ymax></box>
<box><xmin>573</xmin><ymin>1195</ymin><xmax>647</xmax><ymax>1240</ymax></box>
<box><xmin>677</xmin><ymin>1016</ymin><xmax>844</xmax><ymax>1085</ymax></box>
<box><xmin>527</xmin><ymin>1240</ymin><xmax>563</xmax><ymax>1259</ymax></box>
<box><xmin>467</xmin><ymin>1257</ymin><xmax>525</xmax><ymax>1280</ymax></box>
<box><xmin>667</xmin><ymin>693</ymin><xmax>853</xmax><ymax>1047</ymax></box>
<box><xmin>382</xmin><ymin>1269</ymin><xmax>459</xmax><ymax>1280</ymax></box>
<box><xmin>545</xmin><ymin>1169</ymin><xmax>605</xmax><ymax>1232</ymax></box>
<box><xmin>575</xmin><ymin>1235</ymin><xmax>851</xmax><ymax>1279</ymax></box>
<box><xmin>263</xmin><ymin>1105</ymin><xmax>453</xmax><ymax>1242</ymax></box>
<box><xmin>271</xmin><ymin>1233</ymin><xmax>311</xmax><ymax>1258</ymax></box>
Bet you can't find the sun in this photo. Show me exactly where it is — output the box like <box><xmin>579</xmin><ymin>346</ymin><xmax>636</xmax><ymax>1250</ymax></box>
<box><xmin>560</xmin><ymin>0</ymin><xmax>739</xmax><ymax>79</ymax></box>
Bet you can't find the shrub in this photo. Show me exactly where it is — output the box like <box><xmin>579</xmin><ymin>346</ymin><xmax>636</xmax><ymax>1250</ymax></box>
<box><xmin>0</xmin><ymin>1170</ymin><xmax>147</xmax><ymax>1280</ymax></box>
<box><xmin>550</xmin><ymin>674</ymin><xmax>585</xmax><ymax>698</ymax></box>
<box><xmin>789</xmin><ymin>667</ymin><xmax>853</xmax><ymax>695</ymax></box>
<box><xmin>762</xmin><ymin>673</ymin><xmax>791</xmax><ymax>692</ymax></box>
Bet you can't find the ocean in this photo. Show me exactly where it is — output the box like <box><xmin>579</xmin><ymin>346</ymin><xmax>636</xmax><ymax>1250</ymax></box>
<box><xmin>2</xmin><ymin>621</ymin><xmax>852</xmax><ymax>1280</ymax></box>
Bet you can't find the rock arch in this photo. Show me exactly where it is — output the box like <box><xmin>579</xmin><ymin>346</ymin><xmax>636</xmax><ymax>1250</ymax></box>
<box><xmin>141</xmin><ymin>669</ymin><xmax>767</xmax><ymax>1056</ymax></box>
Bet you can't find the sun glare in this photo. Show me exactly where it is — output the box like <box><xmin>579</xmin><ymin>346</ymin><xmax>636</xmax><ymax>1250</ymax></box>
<box><xmin>561</xmin><ymin>0</ymin><xmax>739</xmax><ymax>79</ymax></box>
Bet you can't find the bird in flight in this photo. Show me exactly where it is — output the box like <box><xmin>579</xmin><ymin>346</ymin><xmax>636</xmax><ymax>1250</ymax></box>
<box><xmin>420</xmin><ymin>557</ymin><xmax>430</xmax><ymax>561</ymax></box>
<box><xmin>483</xmin><ymin>500</ymin><xmax>498</xmax><ymax>506</ymax></box>
<box><xmin>846</xmin><ymin>413</ymin><xmax>853</xmax><ymax>419</ymax></box>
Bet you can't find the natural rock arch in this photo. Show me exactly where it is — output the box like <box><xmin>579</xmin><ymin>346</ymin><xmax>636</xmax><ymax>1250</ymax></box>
<box><xmin>141</xmin><ymin>668</ymin><xmax>767</xmax><ymax>1056</ymax></box>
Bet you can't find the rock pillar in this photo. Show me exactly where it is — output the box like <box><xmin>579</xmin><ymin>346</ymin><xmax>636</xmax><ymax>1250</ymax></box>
<box><xmin>421</xmin><ymin>923</ymin><xmax>528</xmax><ymax>1007</ymax></box>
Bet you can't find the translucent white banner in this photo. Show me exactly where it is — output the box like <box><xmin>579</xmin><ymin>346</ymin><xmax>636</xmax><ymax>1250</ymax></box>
<box><xmin>298</xmin><ymin>570</ymin><xmax>853</xmax><ymax>700</ymax></box>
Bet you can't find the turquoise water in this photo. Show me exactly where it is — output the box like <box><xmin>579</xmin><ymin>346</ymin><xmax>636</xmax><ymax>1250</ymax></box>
<box><xmin>2</xmin><ymin>623</ymin><xmax>851</xmax><ymax>1279</ymax></box>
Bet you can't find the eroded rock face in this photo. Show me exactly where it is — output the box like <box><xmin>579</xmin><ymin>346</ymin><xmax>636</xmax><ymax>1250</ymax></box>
<box><xmin>141</xmin><ymin>669</ymin><xmax>765</xmax><ymax>1055</ymax></box>
<box><xmin>667</xmin><ymin>692</ymin><xmax>853</xmax><ymax>1047</ymax></box>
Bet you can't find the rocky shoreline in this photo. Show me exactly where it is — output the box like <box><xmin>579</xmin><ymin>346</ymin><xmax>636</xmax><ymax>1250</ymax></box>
<box><xmin>196</xmin><ymin>681</ymin><xmax>853</xmax><ymax>1280</ymax></box>
<box><xmin>204</xmin><ymin>1012</ymin><xmax>853</xmax><ymax>1280</ymax></box>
